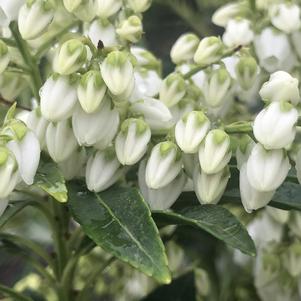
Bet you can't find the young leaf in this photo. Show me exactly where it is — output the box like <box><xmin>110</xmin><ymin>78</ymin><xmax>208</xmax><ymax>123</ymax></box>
<box><xmin>68</xmin><ymin>183</ymin><xmax>171</xmax><ymax>284</ymax></box>
<box><xmin>153</xmin><ymin>205</ymin><xmax>256</xmax><ymax>256</ymax></box>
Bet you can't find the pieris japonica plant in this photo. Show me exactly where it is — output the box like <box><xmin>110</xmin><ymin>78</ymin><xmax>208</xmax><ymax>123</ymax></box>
<box><xmin>2</xmin><ymin>0</ymin><xmax>301</xmax><ymax>300</ymax></box>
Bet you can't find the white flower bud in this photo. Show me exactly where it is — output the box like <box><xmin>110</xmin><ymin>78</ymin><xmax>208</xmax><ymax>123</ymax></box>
<box><xmin>240</xmin><ymin>163</ymin><xmax>275</xmax><ymax>213</ymax></box>
<box><xmin>254</xmin><ymin>101</ymin><xmax>298</xmax><ymax>150</ymax></box>
<box><xmin>46</xmin><ymin>119</ymin><xmax>78</xmax><ymax>163</ymax></box>
<box><xmin>0</xmin><ymin>40</ymin><xmax>9</xmax><ymax>74</ymax></box>
<box><xmin>170</xmin><ymin>98</ymin><xmax>195</xmax><ymax>124</ymax></box>
<box><xmin>171</xmin><ymin>33</ymin><xmax>200</xmax><ymax>64</ymax></box>
<box><xmin>175</xmin><ymin>111</ymin><xmax>210</xmax><ymax>154</ymax></box>
<box><xmin>96</xmin><ymin>0</ymin><xmax>122</xmax><ymax>19</ymax></box>
<box><xmin>87</xmin><ymin>19</ymin><xmax>118</xmax><ymax>48</ymax></box>
<box><xmin>101</xmin><ymin>51</ymin><xmax>134</xmax><ymax>96</ymax></box>
<box><xmin>198</xmin><ymin>129</ymin><xmax>232</xmax><ymax>174</ymax></box>
<box><xmin>115</xmin><ymin>118</ymin><xmax>151</xmax><ymax>165</ymax></box>
<box><xmin>282</xmin><ymin>241</ymin><xmax>301</xmax><ymax>277</ymax></box>
<box><xmin>63</xmin><ymin>0</ymin><xmax>81</xmax><ymax>12</ymax></box>
<box><xmin>223</xmin><ymin>19</ymin><xmax>254</xmax><ymax>47</ymax></box>
<box><xmin>127</xmin><ymin>0</ymin><xmax>151</xmax><ymax>13</ymax></box>
<box><xmin>159</xmin><ymin>73</ymin><xmax>186</xmax><ymax>107</ymax></box>
<box><xmin>63</xmin><ymin>0</ymin><xmax>95</xmax><ymax>22</ymax></box>
<box><xmin>77</xmin><ymin>70</ymin><xmax>107</xmax><ymax>113</ymax></box>
<box><xmin>40</xmin><ymin>74</ymin><xmax>78</xmax><ymax>122</ymax></box>
<box><xmin>247</xmin><ymin>143</ymin><xmax>290</xmax><ymax>192</ymax></box>
<box><xmin>116</xmin><ymin>15</ymin><xmax>143</xmax><ymax>43</ymax></box>
<box><xmin>138</xmin><ymin>160</ymin><xmax>186</xmax><ymax>210</ymax></box>
<box><xmin>131</xmin><ymin>47</ymin><xmax>161</xmax><ymax>71</ymax></box>
<box><xmin>259</xmin><ymin>71</ymin><xmax>300</xmax><ymax>105</ymax></box>
<box><xmin>94</xmin><ymin>120</ymin><xmax>119</xmax><ymax>151</ymax></box>
<box><xmin>202</xmin><ymin>67</ymin><xmax>232</xmax><ymax>108</ymax></box>
<box><xmin>269</xmin><ymin>3</ymin><xmax>301</xmax><ymax>34</ymax></box>
<box><xmin>0</xmin><ymin>0</ymin><xmax>24</xmax><ymax>24</ymax></box>
<box><xmin>0</xmin><ymin>147</ymin><xmax>19</xmax><ymax>199</ymax></box>
<box><xmin>236</xmin><ymin>135</ymin><xmax>255</xmax><ymax>170</ymax></box>
<box><xmin>212</xmin><ymin>2</ymin><xmax>242</xmax><ymax>27</ymax></box>
<box><xmin>193</xmin><ymin>166</ymin><xmax>230</xmax><ymax>205</ymax></box>
<box><xmin>235</xmin><ymin>56</ymin><xmax>258</xmax><ymax>90</ymax></box>
<box><xmin>53</xmin><ymin>39</ymin><xmax>87</xmax><ymax>75</ymax></box>
<box><xmin>194</xmin><ymin>36</ymin><xmax>224</xmax><ymax>65</ymax></box>
<box><xmin>86</xmin><ymin>148</ymin><xmax>123</xmax><ymax>192</ymax></box>
<box><xmin>130</xmin><ymin>97</ymin><xmax>173</xmax><ymax>133</ymax></box>
<box><xmin>145</xmin><ymin>141</ymin><xmax>182</xmax><ymax>189</ymax></box>
<box><xmin>18</xmin><ymin>0</ymin><xmax>54</xmax><ymax>40</ymax></box>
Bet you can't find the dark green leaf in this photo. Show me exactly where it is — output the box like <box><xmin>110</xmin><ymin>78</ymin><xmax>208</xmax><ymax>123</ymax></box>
<box><xmin>34</xmin><ymin>163</ymin><xmax>67</xmax><ymax>203</ymax></box>
<box><xmin>68</xmin><ymin>184</ymin><xmax>171</xmax><ymax>284</ymax></box>
<box><xmin>153</xmin><ymin>205</ymin><xmax>256</xmax><ymax>256</ymax></box>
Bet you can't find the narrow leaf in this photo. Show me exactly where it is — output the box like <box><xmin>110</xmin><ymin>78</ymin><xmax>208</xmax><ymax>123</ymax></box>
<box><xmin>0</xmin><ymin>284</ymin><xmax>33</xmax><ymax>301</ymax></box>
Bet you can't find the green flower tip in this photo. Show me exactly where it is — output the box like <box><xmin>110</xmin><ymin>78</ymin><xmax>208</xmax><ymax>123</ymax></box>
<box><xmin>106</xmin><ymin>51</ymin><xmax>129</xmax><ymax>67</ymax></box>
<box><xmin>0</xmin><ymin>147</ymin><xmax>9</xmax><ymax>166</ymax></box>
<box><xmin>279</xmin><ymin>101</ymin><xmax>294</xmax><ymax>112</ymax></box>
<box><xmin>121</xmin><ymin>118</ymin><xmax>148</xmax><ymax>135</ymax></box>
<box><xmin>212</xmin><ymin>129</ymin><xmax>229</xmax><ymax>145</ymax></box>
<box><xmin>80</xmin><ymin>70</ymin><xmax>104</xmax><ymax>89</ymax></box>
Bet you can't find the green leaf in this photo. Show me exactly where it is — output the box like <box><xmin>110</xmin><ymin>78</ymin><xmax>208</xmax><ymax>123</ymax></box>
<box><xmin>34</xmin><ymin>162</ymin><xmax>68</xmax><ymax>203</ymax></box>
<box><xmin>0</xmin><ymin>284</ymin><xmax>33</xmax><ymax>301</ymax></box>
<box><xmin>153</xmin><ymin>205</ymin><xmax>256</xmax><ymax>256</ymax></box>
<box><xmin>3</xmin><ymin>102</ymin><xmax>16</xmax><ymax>124</ymax></box>
<box><xmin>68</xmin><ymin>184</ymin><xmax>171</xmax><ymax>284</ymax></box>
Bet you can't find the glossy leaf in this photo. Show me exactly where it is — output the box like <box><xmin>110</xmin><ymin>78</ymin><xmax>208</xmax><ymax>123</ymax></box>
<box><xmin>153</xmin><ymin>205</ymin><xmax>256</xmax><ymax>256</ymax></box>
<box><xmin>68</xmin><ymin>184</ymin><xmax>171</xmax><ymax>284</ymax></box>
<box><xmin>34</xmin><ymin>163</ymin><xmax>68</xmax><ymax>203</ymax></box>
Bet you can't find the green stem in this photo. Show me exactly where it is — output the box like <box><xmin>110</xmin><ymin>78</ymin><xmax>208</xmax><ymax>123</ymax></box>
<box><xmin>0</xmin><ymin>284</ymin><xmax>33</xmax><ymax>301</ymax></box>
<box><xmin>224</xmin><ymin>121</ymin><xmax>253</xmax><ymax>134</ymax></box>
<box><xmin>183</xmin><ymin>45</ymin><xmax>242</xmax><ymax>80</ymax></box>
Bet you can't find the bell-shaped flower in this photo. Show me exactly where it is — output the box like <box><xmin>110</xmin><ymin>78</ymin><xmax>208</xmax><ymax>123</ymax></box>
<box><xmin>159</xmin><ymin>73</ymin><xmax>186</xmax><ymax>107</ymax></box>
<box><xmin>127</xmin><ymin>0</ymin><xmax>151</xmax><ymax>13</ymax></box>
<box><xmin>138</xmin><ymin>160</ymin><xmax>186</xmax><ymax>210</ymax></box>
<box><xmin>116</xmin><ymin>15</ymin><xmax>143</xmax><ymax>43</ymax></box>
<box><xmin>40</xmin><ymin>74</ymin><xmax>78</xmax><ymax>122</ymax></box>
<box><xmin>0</xmin><ymin>147</ymin><xmax>19</xmax><ymax>199</ymax></box>
<box><xmin>115</xmin><ymin>118</ymin><xmax>151</xmax><ymax>165</ymax></box>
<box><xmin>247</xmin><ymin>143</ymin><xmax>290</xmax><ymax>192</ymax></box>
<box><xmin>145</xmin><ymin>141</ymin><xmax>182</xmax><ymax>189</ymax></box>
<box><xmin>194</xmin><ymin>36</ymin><xmax>224</xmax><ymax>65</ymax></box>
<box><xmin>101</xmin><ymin>50</ymin><xmax>134</xmax><ymax>96</ymax></box>
<box><xmin>72</xmin><ymin>98</ymin><xmax>119</xmax><ymax>146</ymax></box>
<box><xmin>18</xmin><ymin>0</ymin><xmax>54</xmax><ymax>40</ymax></box>
<box><xmin>212</xmin><ymin>2</ymin><xmax>242</xmax><ymax>27</ymax></box>
<box><xmin>77</xmin><ymin>70</ymin><xmax>107</xmax><ymax>113</ymax></box>
<box><xmin>96</xmin><ymin>0</ymin><xmax>122</xmax><ymax>18</ymax></box>
<box><xmin>86</xmin><ymin>148</ymin><xmax>123</xmax><ymax>192</ymax></box>
<box><xmin>193</xmin><ymin>166</ymin><xmax>230</xmax><ymax>205</ymax></box>
<box><xmin>170</xmin><ymin>33</ymin><xmax>200</xmax><ymax>64</ymax></box>
<box><xmin>46</xmin><ymin>119</ymin><xmax>78</xmax><ymax>163</ymax></box>
<box><xmin>253</xmin><ymin>101</ymin><xmax>298</xmax><ymax>150</ymax></box>
<box><xmin>131</xmin><ymin>47</ymin><xmax>161</xmax><ymax>71</ymax></box>
<box><xmin>223</xmin><ymin>19</ymin><xmax>254</xmax><ymax>47</ymax></box>
<box><xmin>175</xmin><ymin>111</ymin><xmax>210</xmax><ymax>154</ymax></box>
<box><xmin>198</xmin><ymin>129</ymin><xmax>232</xmax><ymax>174</ymax></box>
<box><xmin>53</xmin><ymin>39</ymin><xmax>87</xmax><ymax>75</ymax></box>
<box><xmin>240</xmin><ymin>163</ymin><xmax>275</xmax><ymax>213</ymax></box>
<box><xmin>0</xmin><ymin>0</ymin><xmax>24</xmax><ymax>24</ymax></box>
<box><xmin>259</xmin><ymin>71</ymin><xmax>300</xmax><ymax>105</ymax></box>
<box><xmin>0</xmin><ymin>40</ymin><xmax>9</xmax><ymax>75</ymax></box>
<box><xmin>269</xmin><ymin>3</ymin><xmax>301</xmax><ymax>34</ymax></box>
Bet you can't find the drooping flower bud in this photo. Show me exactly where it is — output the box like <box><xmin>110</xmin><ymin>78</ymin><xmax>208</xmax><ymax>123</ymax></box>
<box><xmin>127</xmin><ymin>0</ymin><xmax>152</xmax><ymax>13</ymax></box>
<box><xmin>282</xmin><ymin>241</ymin><xmax>301</xmax><ymax>277</ymax></box>
<box><xmin>259</xmin><ymin>71</ymin><xmax>300</xmax><ymax>105</ymax></box>
<box><xmin>194</xmin><ymin>36</ymin><xmax>224</xmax><ymax>65</ymax></box>
<box><xmin>18</xmin><ymin>0</ymin><xmax>54</xmax><ymax>40</ymax></box>
<box><xmin>198</xmin><ymin>129</ymin><xmax>232</xmax><ymax>174</ymax></box>
<box><xmin>175</xmin><ymin>111</ymin><xmax>210</xmax><ymax>154</ymax></box>
<box><xmin>159</xmin><ymin>73</ymin><xmax>186</xmax><ymax>108</ymax></box>
<box><xmin>96</xmin><ymin>0</ymin><xmax>122</xmax><ymax>19</ymax></box>
<box><xmin>0</xmin><ymin>40</ymin><xmax>9</xmax><ymax>75</ymax></box>
<box><xmin>0</xmin><ymin>147</ymin><xmax>19</xmax><ymax>199</ymax></box>
<box><xmin>53</xmin><ymin>39</ymin><xmax>87</xmax><ymax>75</ymax></box>
<box><xmin>131</xmin><ymin>47</ymin><xmax>161</xmax><ymax>72</ymax></box>
<box><xmin>145</xmin><ymin>141</ymin><xmax>182</xmax><ymax>189</ymax></box>
<box><xmin>235</xmin><ymin>56</ymin><xmax>258</xmax><ymax>90</ymax></box>
<box><xmin>77</xmin><ymin>70</ymin><xmax>107</xmax><ymax>113</ymax></box>
<box><xmin>253</xmin><ymin>101</ymin><xmax>298</xmax><ymax>150</ymax></box>
<box><xmin>101</xmin><ymin>51</ymin><xmax>134</xmax><ymax>96</ymax></box>
<box><xmin>223</xmin><ymin>19</ymin><xmax>254</xmax><ymax>47</ymax></box>
<box><xmin>46</xmin><ymin>120</ymin><xmax>78</xmax><ymax>163</ymax></box>
<box><xmin>170</xmin><ymin>33</ymin><xmax>200</xmax><ymax>64</ymax></box>
<box><xmin>72</xmin><ymin>98</ymin><xmax>119</xmax><ymax>146</ymax></box>
<box><xmin>212</xmin><ymin>2</ymin><xmax>242</xmax><ymax>27</ymax></box>
<box><xmin>86</xmin><ymin>148</ymin><xmax>123</xmax><ymax>192</ymax></box>
<box><xmin>116</xmin><ymin>15</ymin><xmax>143</xmax><ymax>43</ymax></box>
<box><xmin>40</xmin><ymin>74</ymin><xmax>78</xmax><ymax>122</ymax></box>
<box><xmin>240</xmin><ymin>163</ymin><xmax>275</xmax><ymax>213</ymax></box>
<box><xmin>269</xmin><ymin>3</ymin><xmax>301</xmax><ymax>34</ymax></box>
<box><xmin>247</xmin><ymin>143</ymin><xmax>290</xmax><ymax>192</ymax></box>
<box><xmin>138</xmin><ymin>160</ymin><xmax>186</xmax><ymax>210</ymax></box>
<box><xmin>193</xmin><ymin>166</ymin><xmax>230</xmax><ymax>205</ymax></box>
<box><xmin>115</xmin><ymin>118</ymin><xmax>151</xmax><ymax>165</ymax></box>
